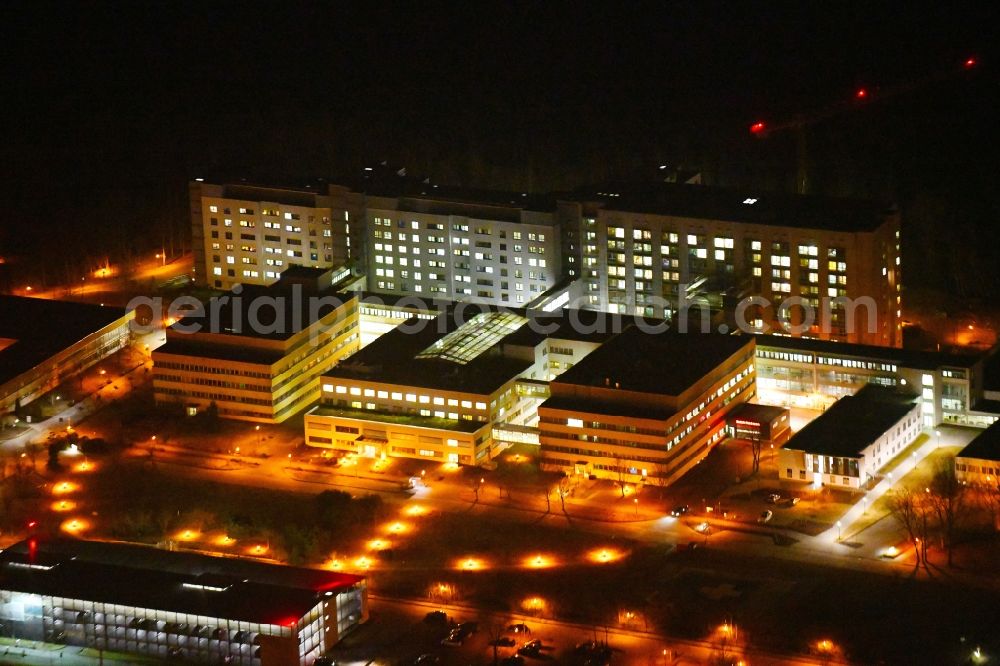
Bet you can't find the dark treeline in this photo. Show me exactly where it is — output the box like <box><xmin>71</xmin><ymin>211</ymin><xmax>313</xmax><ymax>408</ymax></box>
<box><xmin>3</xmin><ymin>4</ymin><xmax>998</xmax><ymax>301</ymax></box>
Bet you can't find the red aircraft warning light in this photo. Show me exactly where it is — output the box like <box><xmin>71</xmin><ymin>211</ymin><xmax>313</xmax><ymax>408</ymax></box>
<box><xmin>749</xmin><ymin>121</ymin><xmax>766</xmax><ymax>135</ymax></box>
<box><xmin>964</xmin><ymin>57</ymin><xmax>977</xmax><ymax>69</ymax></box>
<box><xmin>855</xmin><ymin>88</ymin><xmax>868</xmax><ymax>99</ymax></box>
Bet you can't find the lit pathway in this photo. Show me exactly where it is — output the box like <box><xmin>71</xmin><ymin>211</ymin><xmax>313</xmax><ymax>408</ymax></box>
<box><xmin>818</xmin><ymin>432</ymin><xmax>945</xmax><ymax>546</ymax></box>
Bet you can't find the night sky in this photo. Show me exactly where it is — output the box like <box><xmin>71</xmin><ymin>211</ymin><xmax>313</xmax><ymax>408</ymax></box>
<box><xmin>4</xmin><ymin>2</ymin><xmax>999</xmax><ymax>297</ymax></box>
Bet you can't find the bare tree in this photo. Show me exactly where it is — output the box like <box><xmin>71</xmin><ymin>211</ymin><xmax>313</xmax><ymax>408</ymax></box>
<box><xmin>749</xmin><ymin>432</ymin><xmax>763</xmax><ymax>475</ymax></box>
<box><xmin>612</xmin><ymin>454</ymin><xmax>628</xmax><ymax>498</ymax></box>
<box><xmin>557</xmin><ymin>476</ymin><xmax>572</xmax><ymax>513</ymax></box>
<box><xmin>887</xmin><ymin>488</ymin><xmax>924</xmax><ymax>566</ymax></box>
<box><xmin>927</xmin><ymin>460</ymin><xmax>968</xmax><ymax>567</ymax></box>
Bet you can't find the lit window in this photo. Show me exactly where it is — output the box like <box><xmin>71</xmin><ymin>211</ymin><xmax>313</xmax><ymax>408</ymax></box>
<box><xmin>567</xmin><ymin>418</ymin><xmax>584</xmax><ymax>428</ymax></box>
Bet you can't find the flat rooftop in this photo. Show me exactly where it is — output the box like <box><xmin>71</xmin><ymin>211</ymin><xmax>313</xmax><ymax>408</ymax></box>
<box><xmin>728</xmin><ymin>402</ymin><xmax>790</xmax><ymax>425</ymax></box>
<box><xmin>957</xmin><ymin>421</ymin><xmax>1000</xmax><ymax>462</ymax></box>
<box><xmin>784</xmin><ymin>385</ymin><xmax>917</xmax><ymax>457</ymax></box>
<box><xmin>0</xmin><ymin>539</ymin><xmax>363</xmax><ymax>626</ymax></box>
<box><xmin>326</xmin><ymin>313</ymin><xmax>531</xmax><ymax>395</ymax></box>
<box><xmin>0</xmin><ymin>296</ymin><xmax>129</xmax><ymax>388</ymax></box>
<box><xmin>161</xmin><ymin>281</ymin><xmax>355</xmax><ymax>343</ymax></box>
<box><xmin>553</xmin><ymin>327</ymin><xmax>754</xmax><ymax>396</ymax></box>
<box><xmin>755</xmin><ymin>334</ymin><xmax>983</xmax><ymax>371</ymax></box>
<box><xmin>569</xmin><ymin>182</ymin><xmax>895</xmax><ymax>233</ymax></box>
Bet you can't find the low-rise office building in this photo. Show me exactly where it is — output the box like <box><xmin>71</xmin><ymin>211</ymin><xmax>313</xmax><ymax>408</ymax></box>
<box><xmin>754</xmin><ymin>334</ymin><xmax>1000</xmax><ymax>429</ymax></box>
<box><xmin>306</xmin><ymin>310</ymin><xmax>531</xmax><ymax>464</ymax></box>
<box><xmin>0</xmin><ymin>539</ymin><xmax>366</xmax><ymax>666</ymax></box>
<box><xmin>777</xmin><ymin>385</ymin><xmax>920</xmax><ymax>489</ymax></box>
<box><xmin>0</xmin><ymin>296</ymin><xmax>133</xmax><ymax>415</ymax></box>
<box><xmin>955</xmin><ymin>421</ymin><xmax>1000</xmax><ymax>485</ymax></box>
<box><xmin>152</xmin><ymin>267</ymin><xmax>360</xmax><ymax>423</ymax></box>
<box><xmin>725</xmin><ymin>402</ymin><xmax>791</xmax><ymax>445</ymax></box>
<box><xmin>538</xmin><ymin>328</ymin><xmax>756</xmax><ymax>486</ymax></box>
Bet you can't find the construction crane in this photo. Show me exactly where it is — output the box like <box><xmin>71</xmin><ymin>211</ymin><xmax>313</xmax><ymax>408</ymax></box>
<box><xmin>749</xmin><ymin>57</ymin><xmax>979</xmax><ymax>194</ymax></box>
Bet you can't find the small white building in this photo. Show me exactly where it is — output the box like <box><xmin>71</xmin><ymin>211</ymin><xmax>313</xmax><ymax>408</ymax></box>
<box><xmin>778</xmin><ymin>385</ymin><xmax>921</xmax><ymax>489</ymax></box>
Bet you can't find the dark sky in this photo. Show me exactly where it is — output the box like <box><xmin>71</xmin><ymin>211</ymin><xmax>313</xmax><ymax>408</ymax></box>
<box><xmin>3</xmin><ymin>2</ymin><xmax>999</xmax><ymax>294</ymax></box>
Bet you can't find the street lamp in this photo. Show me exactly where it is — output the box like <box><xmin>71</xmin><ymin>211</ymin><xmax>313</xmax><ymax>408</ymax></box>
<box><xmin>634</xmin><ymin>497</ymin><xmax>639</xmax><ymax>517</ymax></box>
<box><xmin>836</xmin><ymin>520</ymin><xmax>842</xmax><ymax>541</ymax></box>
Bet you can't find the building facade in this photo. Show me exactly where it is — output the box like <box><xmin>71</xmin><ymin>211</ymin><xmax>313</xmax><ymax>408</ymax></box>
<box><xmin>955</xmin><ymin>421</ymin><xmax>1000</xmax><ymax>486</ymax></box>
<box><xmin>559</xmin><ymin>184</ymin><xmax>901</xmax><ymax>347</ymax></box>
<box><xmin>305</xmin><ymin>311</ymin><xmax>530</xmax><ymax>465</ymax></box>
<box><xmin>777</xmin><ymin>386</ymin><xmax>921</xmax><ymax>489</ymax></box>
<box><xmin>0</xmin><ymin>539</ymin><xmax>366</xmax><ymax>666</ymax></box>
<box><xmin>191</xmin><ymin>181</ymin><xmax>364</xmax><ymax>291</ymax></box>
<box><xmin>754</xmin><ymin>335</ymin><xmax>1000</xmax><ymax>429</ymax></box>
<box><xmin>538</xmin><ymin>329</ymin><xmax>756</xmax><ymax>486</ymax></box>
<box><xmin>1</xmin><ymin>296</ymin><xmax>134</xmax><ymax>415</ymax></box>
<box><xmin>153</xmin><ymin>270</ymin><xmax>360</xmax><ymax>423</ymax></box>
<box><xmin>365</xmin><ymin>190</ymin><xmax>561</xmax><ymax>307</ymax></box>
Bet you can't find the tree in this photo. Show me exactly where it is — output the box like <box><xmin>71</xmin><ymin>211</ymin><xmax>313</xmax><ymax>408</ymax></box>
<box><xmin>557</xmin><ymin>476</ymin><xmax>572</xmax><ymax>513</ymax></box>
<box><xmin>468</xmin><ymin>476</ymin><xmax>484</xmax><ymax>503</ymax></box>
<box><xmin>887</xmin><ymin>488</ymin><xmax>924</xmax><ymax>566</ymax></box>
<box><xmin>612</xmin><ymin>454</ymin><xmax>629</xmax><ymax>498</ymax></box>
<box><xmin>927</xmin><ymin>460</ymin><xmax>968</xmax><ymax>567</ymax></box>
<box><xmin>749</xmin><ymin>432</ymin><xmax>763</xmax><ymax>475</ymax></box>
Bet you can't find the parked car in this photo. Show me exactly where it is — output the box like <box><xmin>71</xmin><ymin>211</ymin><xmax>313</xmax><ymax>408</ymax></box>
<box><xmin>458</xmin><ymin>621</ymin><xmax>479</xmax><ymax>634</ymax></box>
<box><xmin>758</xmin><ymin>510</ymin><xmax>774</xmax><ymax>523</ymax></box>
<box><xmin>517</xmin><ymin>639</ymin><xmax>543</xmax><ymax>656</ymax></box>
<box><xmin>492</xmin><ymin>636</ymin><xmax>516</xmax><ymax>647</ymax></box>
<box><xmin>507</xmin><ymin>622</ymin><xmax>532</xmax><ymax>635</ymax></box>
<box><xmin>765</xmin><ymin>493</ymin><xmax>781</xmax><ymax>504</ymax></box>
<box><xmin>412</xmin><ymin>655</ymin><xmax>440</xmax><ymax>665</ymax></box>
<box><xmin>441</xmin><ymin>627</ymin><xmax>469</xmax><ymax>646</ymax></box>
<box><xmin>695</xmin><ymin>521</ymin><xmax>710</xmax><ymax>533</ymax></box>
<box><xmin>670</xmin><ymin>504</ymin><xmax>690</xmax><ymax>517</ymax></box>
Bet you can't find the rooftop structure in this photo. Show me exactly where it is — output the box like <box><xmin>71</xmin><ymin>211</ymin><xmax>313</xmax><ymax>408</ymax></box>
<box><xmin>553</xmin><ymin>326</ymin><xmax>753</xmax><ymax>399</ymax></box>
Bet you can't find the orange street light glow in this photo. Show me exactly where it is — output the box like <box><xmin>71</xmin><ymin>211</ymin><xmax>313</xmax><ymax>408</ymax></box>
<box><xmin>521</xmin><ymin>596</ymin><xmax>547</xmax><ymax>612</ymax></box>
<box><xmin>176</xmin><ymin>529</ymin><xmax>200</xmax><ymax>542</ymax></box>
<box><xmin>404</xmin><ymin>505</ymin><xmax>427</xmax><ymax>517</ymax></box>
<box><xmin>526</xmin><ymin>554</ymin><xmax>555</xmax><ymax>569</ymax></box>
<box><xmin>61</xmin><ymin>518</ymin><xmax>90</xmax><ymax>534</ymax></box>
<box><xmin>386</xmin><ymin>521</ymin><xmax>407</xmax><ymax>534</ymax></box>
<box><xmin>52</xmin><ymin>500</ymin><xmax>76</xmax><ymax>512</ymax></box>
<box><xmin>367</xmin><ymin>539</ymin><xmax>390</xmax><ymax>551</ymax></box>
<box><xmin>327</xmin><ymin>559</ymin><xmax>343</xmax><ymax>571</ymax></box>
<box><xmin>214</xmin><ymin>535</ymin><xmax>236</xmax><ymax>547</ymax></box>
<box><xmin>589</xmin><ymin>548</ymin><xmax>623</xmax><ymax>564</ymax></box>
<box><xmin>52</xmin><ymin>482</ymin><xmax>78</xmax><ymax>495</ymax></box>
<box><xmin>247</xmin><ymin>544</ymin><xmax>268</xmax><ymax>556</ymax></box>
<box><xmin>458</xmin><ymin>557</ymin><xmax>485</xmax><ymax>571</ymax></box>
<box><xmin>354</xmin><ymin>556</ymin><xmax>373</xmax><ymax>570</ymax></box>
<box><xmin>73</xmin><ymin>460</ymin><xmax>95</xmax><ymax>473</ymax></box>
